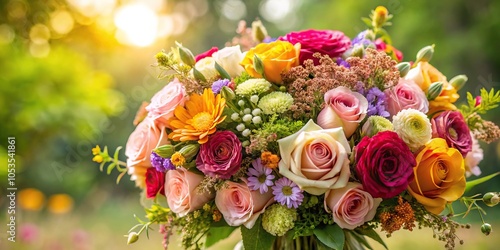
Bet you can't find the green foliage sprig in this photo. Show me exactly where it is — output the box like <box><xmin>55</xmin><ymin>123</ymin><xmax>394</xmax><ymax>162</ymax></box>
<box><xmin>460</xmin><ymin>88</ymin><xmax>500</xmax><ymax>128</ymax></box>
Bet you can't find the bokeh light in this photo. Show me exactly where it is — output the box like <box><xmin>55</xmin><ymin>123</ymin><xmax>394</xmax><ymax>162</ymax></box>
<box><xmin>47</xmin><ymin>194</ymin><xmax>74</xmax><ymax>214</ymax></box>
<box><xmin>113</xmin><ymin>3</ymin><xmax>159</xmax><ymax>47</ymax></box>
<box><xmin>50</xmin><ymin>10</ymin><xmax>75</xmax><ymax>35</ymax></box>
<box><xmin>18</xmin><ymin>188</ymin><xmax>46</xmax><ymax>211</ymax></box>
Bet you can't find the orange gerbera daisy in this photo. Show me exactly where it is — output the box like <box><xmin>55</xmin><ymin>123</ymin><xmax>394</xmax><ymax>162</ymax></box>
<box><xmin>168</xmin><ymin>88</ymin><xmax>226</xmax><ymax>144</ymax></box>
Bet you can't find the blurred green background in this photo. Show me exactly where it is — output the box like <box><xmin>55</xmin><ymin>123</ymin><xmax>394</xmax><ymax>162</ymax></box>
<box><xmin>0</xmin><ymin>0</ymin><xmax>499</xmax><ymax>249</ymax></box>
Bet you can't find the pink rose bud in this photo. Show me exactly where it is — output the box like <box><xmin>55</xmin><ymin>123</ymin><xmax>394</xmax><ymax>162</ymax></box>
<box><xmin>475</xmin><ymin>96</ymin><xmax>482</xmax><ymax>107</ymax></box>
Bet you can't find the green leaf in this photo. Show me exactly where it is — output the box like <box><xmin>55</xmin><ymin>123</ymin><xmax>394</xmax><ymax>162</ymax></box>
<box><xmin>355</xmin><ymin>228</ymin><xmax>387</xmax><ymax>250</ymax></box>
<box><xmin>215</xmin><ymin>61</ymin><xmax>231</xmax><ymax>80</ymax></box>
<box><xmin>465</xmin><ymin>172</ymin><xmax>500</xmax><ymax>193</ymax></box>
<box><xmin>205</xmin><ymin>226</ymin><xmax>236</xmax><ymax>248</ymax></box>
<box><xmin>313</xmin><ymin>224</ymin><xmax>345</xmax><ymax>250</ymax></box>
<box><xmin>361</xmin><ymin>17</ymin><xmax>372</xmax><ymax>27</ymax></box>
<box><xmin>241</xmin><ymin>218</ymin><xmax>276</xmax><ymax>250</ymax></box>
<box><xmin>193</xmin><ymin>67</ymin><xmax>207</xmax><ymax>82</ymax></box>
<box><xmin>107</xmin><ymin>162</ymin><xmax>116</xmax><ymax>175</ymax></box>
<box><xmin>347</xmin><ymin>230</ymin><xmax>372</xmax><ymax>250</ymax></box>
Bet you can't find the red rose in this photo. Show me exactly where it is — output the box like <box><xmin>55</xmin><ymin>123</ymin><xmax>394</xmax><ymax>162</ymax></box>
<box><xmin>195</xmin><ymin>47</ymin><xmax>218</xmax><ymax>62</ymax></box>
<box><xmin>354</xmin><ymin>131</ymin><xmax>416</xmax><ymax>198</ymax></box>
<box><xmin>279</xmin><ymin>29</ymin><xmax>350</xmax><ymax>64</ymax></box>
<box><xmin>145</xmin><ymin>168</ymin><xmax>166</xmax><ymax>198</ymax></box>
<box><xmin>196</xmin><ymin>131</ymin><xmax>242</xmax><ymax>179</ymax></box>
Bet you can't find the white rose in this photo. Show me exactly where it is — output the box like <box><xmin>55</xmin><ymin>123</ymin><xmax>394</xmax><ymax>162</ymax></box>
<box><xmin>212</xmin><ymin>45</ymin><xmax>245</xmax><ymax>78</ymax></box>
<box><xmin>278</xmin><ymin>120</ymin><xmax>351</xmax><ymax>195</ymax></box>
<box><xmin>192</xmin><ymin>57</ymin><xmax>218</xmax><ymax>80</ymax></box>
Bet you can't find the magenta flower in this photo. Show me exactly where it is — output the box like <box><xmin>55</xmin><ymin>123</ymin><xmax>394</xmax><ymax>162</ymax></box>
<box><xmin>196</xmin><ymin>131</ymin><xmax>242</xmax><ymax>179</ymax></box>
<box><xmin>272</xmin><ymin>177</ymin><xmax>304</xmax><ymax>208</ymax></box>
<box><xmin>247</xmin><ymin>159</ymin><xmax>275</xmax><ymax>194</ymax></box>
<box><xmin>431</xmin><ymin>110</ymin><xmax>472</xmax><ymax>156</ymax></box>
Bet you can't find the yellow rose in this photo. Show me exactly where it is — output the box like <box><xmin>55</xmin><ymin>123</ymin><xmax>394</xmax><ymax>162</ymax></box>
<box><xmin>240</xmin><ymin>40</ymin><xmax>300</xmax><ymax>84</ymax></box>
<box><xmin>405</xmin><ymin>61</ymin><xmax>459</xmax><ymax>115</ymax></box>
<box><xmin>407</xmin><ymin>138</ymin><xmax>466</xmax><ymax>214</ymax></box>
<box><xmin>405</xmin><ymin>61</ymin><xmax>447</xmax><ymax>91</ymax></box>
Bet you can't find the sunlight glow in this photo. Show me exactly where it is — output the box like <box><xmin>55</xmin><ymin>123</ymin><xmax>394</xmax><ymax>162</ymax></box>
<box><xmin>114</xmin><ymin>3</ymin><xmax>159</xmax><ymax>47</ymax></box>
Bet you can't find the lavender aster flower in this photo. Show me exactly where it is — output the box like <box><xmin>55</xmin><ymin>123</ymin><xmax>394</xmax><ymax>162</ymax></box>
<box><xmin>365</xmin><ymin>87</ymin><xmax>390</xmax><ymax>118</ymax></box>
<box><xmin>211</xmin><ymin>79</ymin><xmax>230</xmax><ymax>94</ymax></box>
<box><xmin>151</xmin><ymin>152</ymin><xmax>166</xmax><ymax>172</ymax></box>
<box><xmin>272</xmin><ymin>177</ymin><xmax>304</xmax><ymax>209</ymax></box>
<box><xmin>352</xmin><ymin>30</ymin><xmax>375</xmax><ymax>48</ymax></box>
<box><xmin>247</xmin><ymin>159</ymin><xmax>275</xmax><ymax>194</ymax></box>
<box><xmin>336</xmin><ymin>58</ymin><xmax>350</xmax><ymax>68</ymax></box>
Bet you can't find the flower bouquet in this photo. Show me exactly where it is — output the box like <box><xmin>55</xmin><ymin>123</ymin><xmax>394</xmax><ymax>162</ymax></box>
<box><xmin>93</xmin><ymin>6</ymin><xmax>500</xmax><ymax>250</ymax></box>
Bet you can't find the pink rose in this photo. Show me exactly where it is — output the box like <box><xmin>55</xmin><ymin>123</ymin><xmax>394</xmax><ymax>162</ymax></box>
<box><xmin>385</xmin><ymin>79</ymin><xmax>429</xmax><ymax>117</ymax></box>
<box><xmin>196</xmin><ymin>131</ymin><xmax>242</xmax><ymax>179</ymax></box>
<box><xmin>317</xmin><ymin>86</ymin><xmax>368</xmax><ymax>138</ymax></box>
<box><xmin>215</xmin><ymin>180</ymin><xmax>274</xmax><ymax>228</ymax></box>
<box><xmin>164</xmin><ymin>168</ymin><xmax>214</xmax><ymax>217</ymax></box>
<box><xmin>195</xmin><ymin>47</ymin><xmax>218</xmax><ymax>62</ymax></box>
<box><xmin>324</xmin><ymin>182</ymin><xmax>381</xmax><ymax>230</ymax></box>
<box><xmin>125</xmin><ymin>118</ymin><xmax>169</xmax><ymax>188</ymax></box>
<box><xmin>278</xmin><ymin>120</ymin><xmax>351</xmax><ymax>195</ymax></box>
<box><xmin>146</xmin><ymin>79</ymin><xmax>187</xmax><ymax>126</ymax></box>
<box><xmin>280</xmin><ymin>29</ymin><xmax>350</xmax><ymax>64</ymax></box>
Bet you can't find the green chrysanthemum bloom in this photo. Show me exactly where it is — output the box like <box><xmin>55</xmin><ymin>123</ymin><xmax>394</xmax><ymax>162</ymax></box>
<box><xmin>235</xmin><ymin>78</ymin><xmax>271</xmax><ymax>96</ymax></box>
<box><xmin>361</xmin><ymin>116</ymin><xmax>394</xmax><ymax>137</ymax></box>
<box><xmin>258</xmin><ymin>92</ymin><xmax>293</xmax><ymax>115</ymax></box>
<box><xmin>262</xmin><ymin>204</ymin><xmax>297</xmax><ymax>236</ymax></box>
<box><xmin>392</xmin><ymin>108</ymin><xmax>432</xmax><ymax>151</ymax></box>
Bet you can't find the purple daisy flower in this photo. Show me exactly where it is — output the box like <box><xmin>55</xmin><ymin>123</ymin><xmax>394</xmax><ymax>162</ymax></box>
<box><xmin>272</xmin><ymin>177</ymin><xmax>304</xmax><ymax>209</ymax></box>
<box><xmin>247</xmin><ymin>159</ymin><xmax>274</xmax><ymax>194</ymax></box>
<box><xmin>211</xmin><ymin>79</ymin><xmax>230</xmax><ymax>94</ymax></box>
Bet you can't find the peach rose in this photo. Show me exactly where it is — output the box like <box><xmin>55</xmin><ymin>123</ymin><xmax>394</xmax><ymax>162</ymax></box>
<box><xmin>125</xmin><ymin>118</ymin><xmax>169</xmax><ymax>188</ymax></box>
<box><xmin>240</xmin><ymin>40</ymin><xmax>300</xmax><ymax>84</ymax></box>
<box><xmin>146</xmin><ymin>79</ymin><xmax>187</xmax><ymax>126</ymax></box>
<box><xmin>324</xmin><ymin>182</ymin><xmax>381</xmax><ymax>230</ymax></box>
<box><xmin>278</xmin><ymin>120</ymin><xmax>351</xmax><ymax>195</ymax></box>
<box><xmin>215</xmin><ymin>180</ymin><xmax>274</xmax><ymax>228</ymax></box>
<box><xmin>407</xmin><ymin>138</ymin><xmax>466</xmax><ymax>214</ymax></box>
<box><xmin>317</xmin><ymin>86</ymin><xmax>368</xmax><ymax>138</ymax></box>
<box><xmin>164</xmin><ymin>168</ymin><xmax>215</xmax><ymax>217</ymax></box>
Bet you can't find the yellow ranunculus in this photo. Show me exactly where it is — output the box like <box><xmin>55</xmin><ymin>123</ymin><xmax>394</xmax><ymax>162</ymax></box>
<box><xmin>405</xmin><ymin>61</ymin><xmax>459</xmax><ymax>115</ymax></box>
<box><xmin>240</xmin><ymin>40</ymin><xmax>300</xmax><ymax>84</ymax></box>
<box><xmin>407</xmin><ymin>138</ymin><xmax>466</xmax><ymax>214</ymax></box>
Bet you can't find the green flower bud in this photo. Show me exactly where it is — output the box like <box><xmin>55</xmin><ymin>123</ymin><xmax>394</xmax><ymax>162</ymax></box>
<box><xmin>177</xmin><ymin>45</ymin><xmax>195</xmax><ymax>67</ymax></box>
<box><xmin>126</xmin><ymin>232</ymin><xmax>139</xmax><ymax>245</ymax></box>
<box><xmin>396</xmin><ymin>62</ymin><xmax>411</xmax><ymax>77</ymax></box>
<box><xmin>253</xmin><ymin>54</ymin><xmax>265</xmax><ymax>77</ymax></box>
<box><xmin>449</xmin><ymin>74</ymin><xmax>468</xmax><ymax>91</ymax></box>
<box><xmin>220</xmin><ymin>86</ymin><xmax>236</xmax><ymax>101</ymax></box>
<box><xmin>426</xmin><ymin>81</ymin><xmax>443</xmax><ymax>101</ymax></box>
<box><xmin>251</xmin><ymin>19</ymin><xmax>268</xmax><ymax>43</ymax></box>
<box><xmin>483</xmin><ymin>192</ymin><xmax>499</xmax><ymax>207</ymax></box>
<box><xmin>415</xmin><ymin>45</ymin><xmax>434</xmax><ymax>63</ymax></box>
<box><xmin>361</xmin><ymin>116</ymin><xmax>394</xmax><ymax>137</ymax></box>
<box><xmin>193</xmin><ymin>67</ymin><xmax>207</xmax><ymax>82</ymax></box>
<box><xmin>179</xmin><ymin>144</ymin><xmax>200</xmax><ymax>162</ymax></box>
<box><xmin>350</xmin><ymin>45</ymin><xmax>365</xmax><ymax>58</ymax></box>
<box><xmin>154</xmin><ymin>145</ymin><xmax>175</xmax><ymax>158</ymax></box>
<box><xmin>481</xmin><ymin>223</ymin><xmax>492</xmax><ymax>236</ymax></box>
<box><xmin>215</xmin><ymin>61</ymin><xmax>231</xmax><ymax>80</ymax></box>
